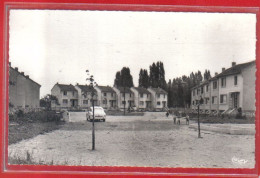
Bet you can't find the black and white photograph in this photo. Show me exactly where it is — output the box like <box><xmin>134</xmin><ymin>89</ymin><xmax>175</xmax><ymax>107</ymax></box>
<box><xmin>7</xmin><ymin>9</ymin><xmax>256</xmax><ymax>168</ymax></box>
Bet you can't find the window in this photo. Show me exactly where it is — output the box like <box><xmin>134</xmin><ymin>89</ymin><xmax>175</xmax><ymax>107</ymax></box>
<box><xmin>62</xmin><ymin>99</ymin><xmax>68</xmax><ymax>104</ymax></box>
<box><xmin>103</xmin><ymin>93</ymin><xmax>107</xmax><ymax>96</ymax></box>
<box><xmin>201</xmin><ymin>86</ymin><xmax>204</xmax><ymax>94</ymax></box>
<box><xmin>157</xmin><ymin>94</ymin><xmax>160</xmax><ymax>98</ymax></box>
<box><xmin>206</xmin><ymin>85</ymin><xmax>209</xmax><ymax>92</ymax></box>
<box><xmin>103</xmin><ymin>100</ymin><xmax>107</xmax><ymax>104</ymax></box>
<box><xmin>234</xmin><ymin>76</ymin><xmax>238</xmax><ymax>85</ymax></box>
<box><xmin>221</xmin><ymin>77</ymin><xmax>226</xmax><ymax>87</ymax></box>
<box><xmin>212</xmin><ymin>96</ymin><xmax>217</xmax><ymax>104</ymax></box>
<box><xmin>63</xmin><ymin>91</ymin><xmax>67</xmax><ymax>96</ymax></box>
<box><xmin>130</xmin><ymin>93</ymin><xmax>132</xmax><ymax>97</ymax></box>
<box><xmin>83</xmin><ymin>100</ymin><xmax>88</xmax><ymax>104</ymax></box>
<box><xmin>72</xmin><ymin>91</ymin><xmax>75</xmax><ymax>96</ymax></box>
<box><xmin>193</xmin><ymin>90</ymin><xmax>195</xmax><ymax>96</ymax></box>
<box><xmin>122</xmin><ymin>101</ymin><xmax>126</xmax><ymax>104</ymax></box>
<box><xmin>122</xmin><ymin>93</ymin><xmax>125</xmax><ymax>97</ymax></box>
<box><xmin>157</xmin><ymin>101</ymin><xmax>161</xmax><ymax>105</ymax></box>
<box><xmin>140</xmin><ymin>101</ymin><xmax>144</xmax><ymax>105</ymax></box>
<box><xmin>205</xmin><ymin>98</ymin><xmax>210</xmax><ymax>104</ymax></box>
<box><xmin>111</xmin><ymin>93</ymin><xmax>114</xmax><ymax>97</ymax></box>
<box><xmin>140</xmin><ymin>93</ymin><xmax>143</xmax><ymax>98</ymax></box>
<box><xmin>197</xmin><ymin>89</ymin><xmax>200</xmax><ymax>95</ymax></box>
<box><xmin>192</xmin><ymin>101</ymin><xmax>195</xmax><ymax>105</ymax></box>
<box><xmin>164</xmin><ymin>94</ymin><xmax>166</xmax><ymax>98</ymax></box>
<box><xmin>213</xmin><ymin>81</ymin><xmax>217</xmax><ymax>89</ymax></box>
<box><xmin>220</xmin><ymin>95</ymin><xmax>227</xmax><ymax>104</ymax></box>
<box><xmin>147</xmin><ymin>94</ymin><xmax>149</xmax><ymax>98</ymax></box>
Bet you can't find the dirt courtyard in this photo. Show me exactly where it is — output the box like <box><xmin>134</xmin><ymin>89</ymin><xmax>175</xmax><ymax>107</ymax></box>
<box><xmin>8</xmin><ymin>112</ymin><xmax>255</xmax><ymax>168</ymax></box>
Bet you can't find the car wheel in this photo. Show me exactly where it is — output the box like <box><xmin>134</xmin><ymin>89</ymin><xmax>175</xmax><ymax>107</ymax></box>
<box><xmin>103</xmin><ymin>119</ymin><xmax>106</xmax><ymax>122</ymax></box>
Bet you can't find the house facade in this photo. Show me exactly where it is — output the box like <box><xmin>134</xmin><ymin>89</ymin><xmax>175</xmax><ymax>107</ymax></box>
<box><xmin>94</xmin><ymin>86</ymin><xmax>117</xmax><ymax>109</ymax></box>
<box><xmin>191</xmin><ymin>61</ymin><xmax>256</xmax><ymax>116</ymax></box>
<box><xmin>9</xmin><ymin>63</ymin><xmax>41</xmax><ymax>109</ymax></box>
<box><xmin>147</xmin><ymin>87</ymin><xmax>168</xmax><ymax>110</ymax></box>
<box><xmin>75</xmin><ymin>84</ymin><xmax>98</xmax><ymax>108</ymax></box>
<box><xmin>51</xmin><ymin>83</ymin><xmax>78</xmax><ymax>108</ymax></box>
<box><xmin>130</xmin><ymin>87</ymin><xmax>152</xmax><ymax>110</ymax></box>
<box><xmin>113</xmin><ymin>87</ymin><xmax>134</xmax><ymax>110</ymax></box>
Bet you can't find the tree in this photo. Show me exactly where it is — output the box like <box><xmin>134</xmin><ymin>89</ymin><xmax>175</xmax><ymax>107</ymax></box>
<box><xmin>113</xmin><ymin>67</ymin><xmax>134</xmax><ymax>87</ymax></box>
<box><xmin>40</xmin><ymin>94</ymin><xmax>59</xmax><ymax>110</ymax></box>
<box><xmin>149</xmin><ymin>61</ymin><xmax>166</xmax><ymax>89</ymax></box>
<box><xmin>138</xmin><ymin>69</ymin><xmax>150</xmax><ymax>88</ymax></box>
<box><xmin>114</xmin><ymin>71</ymin><xmax>121</xmax><ymax>87</ymax></box>
<box><xmin>204</xmin><ymin>69</ymin><xmax>212</xmax><ymax>80</ymax></box>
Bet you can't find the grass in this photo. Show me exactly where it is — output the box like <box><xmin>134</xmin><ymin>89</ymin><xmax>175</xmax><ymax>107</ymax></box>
<box><xmin>8</xmin><ymin>120</ymin><xmax>64</xmax><ymax>145</ymax></box>
<box><xmin>106</xmin><ymin>110</ymin><xmax>144</xmax><ymax>116</ymax></box>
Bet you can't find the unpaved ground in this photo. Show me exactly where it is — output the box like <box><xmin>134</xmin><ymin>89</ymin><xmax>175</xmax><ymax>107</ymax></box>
<box><xmin>8</xmin><ymin>112</ymin><xmax>255</xmax><ymax>168</ymax></box>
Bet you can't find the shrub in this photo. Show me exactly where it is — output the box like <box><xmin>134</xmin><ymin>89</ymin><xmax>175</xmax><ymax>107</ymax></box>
<box><xmin>9</xmin><ymin>110</ymin><xmax>62</xmax><ymax>123</ymax></box>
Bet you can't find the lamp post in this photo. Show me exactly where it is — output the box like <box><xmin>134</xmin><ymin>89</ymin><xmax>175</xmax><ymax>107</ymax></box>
<box><xmin>86</xmin><ymin>70</ymin><xmax>97</xmax><ymax>150</ymax></box>
<box><xmin>198</xmin><ymin>96</ymin><xmax>203</xmax><ymax>138</ymax></box>
<box><xmin>123</xmin><ymin>86</ymin><xmax>126</xmax><ymax>115</ymax></box>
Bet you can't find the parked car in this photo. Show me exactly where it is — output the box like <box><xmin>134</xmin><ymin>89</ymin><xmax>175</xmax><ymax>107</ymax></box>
<box><xmin>86</xmin><ymin>106</ymin><xmax>106</xmax><ymax>122</ymax></box>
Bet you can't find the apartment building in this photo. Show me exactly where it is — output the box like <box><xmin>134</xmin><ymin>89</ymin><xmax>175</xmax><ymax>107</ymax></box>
<box><xmin>191</xmin><ymin>60</ymin><xmax>256</xmax><ymax>115</ymax></box>
<box><xmin>9</xmin><ymin>63</ymin><xmax>41</xmax><ymax>109</ymax></box>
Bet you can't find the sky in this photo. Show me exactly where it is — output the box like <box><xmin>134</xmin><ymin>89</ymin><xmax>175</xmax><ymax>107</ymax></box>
<box><xmin>9</xmin><ymin>10</ymin><xmax>256</xmax><ymax>97</ymax></box>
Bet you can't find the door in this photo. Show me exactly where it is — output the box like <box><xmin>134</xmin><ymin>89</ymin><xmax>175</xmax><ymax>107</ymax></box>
<box><xmin>231</xmin><ymin>92</ymin><xmax>239</xmax><ymax>108</ymax></box>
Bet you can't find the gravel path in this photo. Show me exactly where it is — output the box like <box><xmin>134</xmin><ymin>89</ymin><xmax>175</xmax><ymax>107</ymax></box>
<box><xmin>8</xmin><ymin>112</ymin><xmax>255</xmax><ymax>168</ymax></box>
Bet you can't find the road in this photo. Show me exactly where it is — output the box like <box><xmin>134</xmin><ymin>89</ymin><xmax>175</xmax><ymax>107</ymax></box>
<box><xmin>8</xmin><ymin>112</ymin><xmax>255</xmax><ymax>168</ymax></box>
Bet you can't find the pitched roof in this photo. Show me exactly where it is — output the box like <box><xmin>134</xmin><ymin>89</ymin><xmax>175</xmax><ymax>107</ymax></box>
<box><xmin>115</xmin><ymin>87</ymin><xmax>133</xmax><ymax>93</ymax></box>
<box><xmin>132</xmin><ymin>87</ymin><xmax>151</xmax><ymax>94</ymax></box>
<box><xmin>56</xmin><ymin>84</ymin><xmax>77</xmax><ymax>91</ymax></box>
<box><xmin>211</xmin><ymin>60</ymin><xmax>255</xmax><ymax>80</ymax></box>
<box><xmin>76</xmin><ymin>85</ymin><xmax>96</xmax><ymax>93</ymax></box>
<box><xmin>96</xmin><ymin>86</ymin><xmax>115</xmax><ymax>93</ymax></box>
<box><xmin>149</xmin><ymin>87</ymin><xmax>168</xmax><ymax>94</ymax></box>
<box><xmin>9</xmin><ymin>66</ymin><xmax>41</xmax><ymax>87</ymax></box>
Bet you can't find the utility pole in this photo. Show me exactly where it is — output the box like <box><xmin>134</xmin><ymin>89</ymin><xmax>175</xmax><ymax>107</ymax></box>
<box><xmin>198</xmin><ymin>97</ymin><xmax>203</xmax><ymax>138</ymax></box>
<box><xmin>124</xmin><ymin>86</ymin><xmax>126</xmax><ymax>115</ymax></box>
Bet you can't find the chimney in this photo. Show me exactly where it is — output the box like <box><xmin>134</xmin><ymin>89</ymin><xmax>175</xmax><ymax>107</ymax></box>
<box><xmin>222</xmin><ymin>68</ymin><xmax>225</xmax><ymax>72</ymax></box>
<box><xmin>15</xmin><ymin>67</ymin><xmax>18</xmax><ymax>71</ymax></box>
<box><xmin>232</xmin><ymin>62</ymin><xmax>236</xmax><ymax>67</ymax></box>
<box><xmin>21</xmin><ymin>72</ymin><xmax>24</xmax><ymax>75</ymax></box>
<box><xmin>25</xmin><ymin>75</ymin><xmax>29</xmax><ymax>79</ymax></box>
<box><xmin>215</xmin><ymin>72</ymin><xmax>218</xmax><ymax>76</ymax></box>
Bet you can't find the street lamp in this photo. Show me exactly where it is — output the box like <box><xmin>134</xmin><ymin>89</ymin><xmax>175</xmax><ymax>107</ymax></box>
<box><xmin>86</xmin><ymin>70</ymin><xmax>97</xmax><ymax>150</ymax></box>
<box><xmin>197</xmin><ymin>96</ymin><xmax>203</xmax><ymax>138</ymax></box>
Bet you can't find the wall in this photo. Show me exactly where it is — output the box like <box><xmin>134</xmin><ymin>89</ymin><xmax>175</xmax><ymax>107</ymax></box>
<box><xmin>210</xmin><ymin>79</ymin><xmax>219</xmax><ymax>111</ymax></box>
<box><xmin>242</xmin><ymin>63</ymin><xmax>256</xmax><ymax>111</ymax></box>
<box><xmin>9</xmin><ymin>67</ymin><xmax>40</xmax><ymax>108</ymax></box>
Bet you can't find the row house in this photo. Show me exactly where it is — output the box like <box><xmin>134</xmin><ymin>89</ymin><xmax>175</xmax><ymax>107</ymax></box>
<box><xmin>51</xmin><ymin>83</ymin><xmax>78</xmax><ymax>108</ymax></box>
<box><xmin>75</xmin><ymin>84</ymin><xmax>98</xmax><ymax>108</ymax></box>
<box><xmin>148</xmin><ymin>87</ymin><xmax>168</xmax><ymax>110</ymax></box>
<box><xmin>9</xmin><ymin>63</ymin><xmax>41</xmax><ymax>109</ymax></box>
<box><xmin>51</xmin><ymin>83</ymin><xmax>168</xmax><ymax>111</ymax></box>
<box><xmin>113</xmin><ymin>87</ymin><xmax>134</xmax><ymax>109</ymax></box>
<box><xmin>95</xmin><ymin>86</ymin><xmax>117</xmax><ymax>109</ymax></box>
<box><xmin>191</xmin><ymin>60</ymin><xmax>256</xmax><ymax>115</ymax></box>
<box><xmin>131</xmin><ymin>87</ymin><xmax>152</xmax><ymax>110</ymax></box>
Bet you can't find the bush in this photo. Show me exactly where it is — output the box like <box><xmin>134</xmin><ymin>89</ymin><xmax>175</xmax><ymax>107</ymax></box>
<box><xmin>9</xmin><ymin>110</ymin><xmax>62</xmax><ymax>123</ymax></box>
